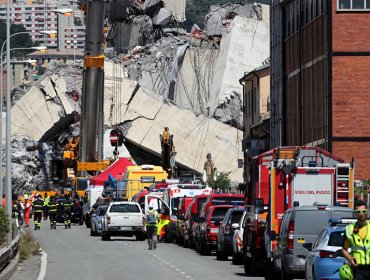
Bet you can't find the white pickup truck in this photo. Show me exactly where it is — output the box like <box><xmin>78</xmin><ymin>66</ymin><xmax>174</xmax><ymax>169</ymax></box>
<box><xmin>101</xmin><ymin>202</ymin><xmax>145</xmax><ymax>241</ymax></box>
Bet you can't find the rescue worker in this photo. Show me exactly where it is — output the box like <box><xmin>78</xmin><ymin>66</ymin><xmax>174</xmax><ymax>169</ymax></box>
<box><xmin>2</xmin><ymin>194</ymin><xmax>5</xmax><ymax>207</ymax></box>
<box><xmin>43</xmin><ymin>193</ymin><xmax>50</xmax><ymax>220</ymax></box>
<box><xmin>341</xmin><ymin>200</ymin><xmax>370</xmax><ymax>280</ymax></box>
<box><xmin>33</xmin><ymin>195</ymin><xmax>44</xmax><ymax>230</ymax></box>
<box><xmin>146</xmin><ymin>205</ymin><xmax>159</xmax><ymax>250</ymax></box>
<box><xmin>23</xmin><ymin>194</ymin><xmax>31</xmax><ymax>227</ymax></box>
<box><xmin>12</xmin><ymin>198</ymin><xmax>21</xmax><ymax>227</ymax></box>
<box><xmin>62</xmin><ymin>194</ymin><xmax>73</xmax><ymax>229</ymax></box>
<box><xmin>48</xmin><ymin>196</ymin><xmax>58</xmax><ymax>230</ymax></box>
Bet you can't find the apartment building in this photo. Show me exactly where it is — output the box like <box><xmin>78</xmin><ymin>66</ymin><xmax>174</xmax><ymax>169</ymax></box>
<box><xmin>240</xmin><ymin>64</ymin><xmax>270</xmax><ymax>182</ymax></box>
<box><xmin>0</xmin><ymin>0</ymin><xmax>85</xmax><ymax>50</ymax></box>
<box><xmin>270</xmin><ymin>0</ymin><xmax>370</xmax><ymax>179</ymax></box>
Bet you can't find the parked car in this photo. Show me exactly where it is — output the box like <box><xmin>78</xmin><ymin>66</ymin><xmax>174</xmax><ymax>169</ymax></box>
<box><xmin>186</xmin><ymin>195</ymin><xmax>209</xmax><ymax>248</ymax></box>
<box><xmin>175</xmin><ymin>197</ymin><xmax>193</xmax><ymax>244</ymax></box>
<box><xmin>216</xmin><ymin>207</ymin><xmax>244</xmax><ymax>260</ymax></box>
<box><xmin>232</xmin><ymin>210</ymin><xmax>247</xmax><ymax>265</ymax></box>
<box><xmin>305</xmin><ymin>218</ymin><xmax>356</xmax><ymax>280</ymax></box>
<box><xmin>101</xmin><ymin>201</ymin><xmax>145</xmax><ymax>241</ymax></box>
<box><xmin>198</xmin><ymin>205</ymin><xmax>233</xmax><ymax>255</ymax></box>
<box><xmin>90</xmin><ymin>204</ymin><xmax>109</xmax><ymax>236</ymax></box>
<box><xmin>195</xmin><ymin>194</ymin><xmax>245</xmax><ymax>252</ymax></box>
<box><xmin>273</xmin><ymin>205</ymin><xmax>354</xmax><ymax>280</ymax></box>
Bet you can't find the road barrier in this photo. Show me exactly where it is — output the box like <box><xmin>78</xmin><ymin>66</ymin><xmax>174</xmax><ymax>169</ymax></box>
<box><xmin>0</xmin><ymin>230</ymin><xmax>20</xmax><ymax>273</ymax></box>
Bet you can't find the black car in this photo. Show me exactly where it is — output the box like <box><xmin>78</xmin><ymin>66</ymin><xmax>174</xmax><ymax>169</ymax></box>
<box><xmin>57</xmin><ymin>198</ymin><xmax>84</xmax><ymax>225</ymax></box>
<box><xmin>216</xmin><ymin>207</ymin><xmax>244</xmax><ymax>260</ymax></box>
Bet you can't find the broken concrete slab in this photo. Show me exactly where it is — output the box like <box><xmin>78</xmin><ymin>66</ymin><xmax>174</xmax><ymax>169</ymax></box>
<box><xmin>102</xmin><ymin>69</ymin><xmax>243</xmax><ymax>182</ymax></box>
<box><xmin>4</xmin><ymin>76</ymin><xmax>75</xmax><ymax>142</ymax></box>
<box><xmin>163</xmin><ymin>0</ymin><xmax>187</xmax><ymax>22</ymax></box>
<box><xmin>209</xmin><ymin>8</ymin><xmax>270</xmax><ymax>112</ymax></box>
<box><xmin>152</xmin><ymin>7</ymin><xmax>172</xmax><ymax>25</ymax></box>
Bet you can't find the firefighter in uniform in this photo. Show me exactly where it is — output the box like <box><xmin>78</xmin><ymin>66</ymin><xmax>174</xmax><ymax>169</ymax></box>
<box><xmin>48</xmin><ymin>196</ymin><xmax>58</xmax><ymax>230</ymax></box>
<box><xmin>341</xmin><ymin>200</ymin><xmax>370</xmax><ymax>280</ymax></box>
<box><xmin>33</xmin><ymin>195</ymin><xmax>44</xmax><ymax>230</ymax></box>
<box><xmin>43</xmin><ymin>193</ymin><xmax>50</xmax><ymax>220</ymax></box>
<box><xmin>62</xmin><ymin>194</ymin><xmax>73</xmax><ymax>229</ymax></box>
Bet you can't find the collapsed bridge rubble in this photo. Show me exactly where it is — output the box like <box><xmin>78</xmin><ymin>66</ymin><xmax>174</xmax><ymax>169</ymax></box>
<box><xmin>4</xmin><ymin>2</ymin><xmax>270</xmax><ymax>190</ymax></box>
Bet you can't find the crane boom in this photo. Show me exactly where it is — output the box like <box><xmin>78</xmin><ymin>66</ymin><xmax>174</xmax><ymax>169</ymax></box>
<box><xmin>80</xmin><ymin>0</ymin><xmax>105</xmax><ymax>164</ymax></box>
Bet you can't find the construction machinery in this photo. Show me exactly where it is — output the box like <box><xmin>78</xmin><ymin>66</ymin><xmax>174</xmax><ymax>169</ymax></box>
<box><xmin>160</xmin><ymin>127</ymin><xmax>176</xmax><ymax>178</ymax></box>
<box><xmin>50</xmin><ymin>0</ymin><xmax>109</xmax><ymax>197</ymax></box>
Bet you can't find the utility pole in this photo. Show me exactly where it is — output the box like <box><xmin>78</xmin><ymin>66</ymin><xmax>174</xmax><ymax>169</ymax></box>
<box><xmin>6</xmin><ymin>0</ymin><xmax>12</xmax><ymax>242</ymax></box>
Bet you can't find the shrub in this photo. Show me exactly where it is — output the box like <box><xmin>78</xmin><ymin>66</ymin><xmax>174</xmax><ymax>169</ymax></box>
<box><xmin>19</xmin><ymin>231</ymin><xmax>40</xmax><ymax>262</ymax></box>
<box><xmin>0</xmin><ymin>208</ymin><xmax>10</xmax><ymax>246</ymax></box>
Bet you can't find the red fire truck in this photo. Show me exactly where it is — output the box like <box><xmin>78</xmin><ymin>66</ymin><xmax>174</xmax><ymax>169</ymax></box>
<box><xmin>242</xmin><ymin>146</ymin><xmax>354</xmax><ymax>276</ymax></box>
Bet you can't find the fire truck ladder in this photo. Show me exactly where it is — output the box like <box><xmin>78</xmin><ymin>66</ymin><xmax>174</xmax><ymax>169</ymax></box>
<box><xmin>335</xmin><ymin>164</ymin><xmax>351</xmax><ymax>206</ymax></box>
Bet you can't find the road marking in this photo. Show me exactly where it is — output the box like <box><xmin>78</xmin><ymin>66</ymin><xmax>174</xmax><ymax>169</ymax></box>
<box><xmin>37</xmin><ymin>250</ymin><xmax>47</xmax><ymax>280</ymax></box>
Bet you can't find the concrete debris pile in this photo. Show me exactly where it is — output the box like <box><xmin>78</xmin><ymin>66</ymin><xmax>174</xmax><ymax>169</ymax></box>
<box><xmin>6</xmin><ymin>3</ymin><xmax>270</xmax><ymax>189</ymax></box>
<box><xmin>111</xmin><ymin>3</ymin><xmax>269</xmax><ymax>130</ymax></box>
<box><xmin>107</xmin><ymin>0</ymin><xmax>187</xmax><ymax>53</ymax></box>
<box><xmin>10</xmin><ymin>137</ymin><xmax>54</xmax><ymax>193</ymax></box>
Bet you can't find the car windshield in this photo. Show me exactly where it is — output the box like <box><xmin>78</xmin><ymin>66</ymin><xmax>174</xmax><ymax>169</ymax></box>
<box><xmin>230</xmin><ymin>211</ymin><xmax>243</xmax><ymax>224</ymax></box>
<box><xmin>328</xmin><ymin>230</ymin><xmax>346</xmax><ymax>247</ymax></box>
<box><xmin>110</xmin><ymin>204</ymin><xmax>141</xmax><ymax>213</ymax></box>
<box><xmin>171</xmin><ymin>197</ymin><xmax>180</xmax><ymax>210</ymax></box>
<box><xmin>295</xmin><ymin>210</ymin><xmax>329</xmax><ymax>235</ymax></box>
<box><xmin>211</xmin><ymin>208</ymin><xmax>230</xmax><ymax>221</ymax></box>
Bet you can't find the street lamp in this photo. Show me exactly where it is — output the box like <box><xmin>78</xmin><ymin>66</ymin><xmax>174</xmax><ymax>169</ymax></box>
<box><xmin>39</xmin><ymin>30</ymin><xmax>58</xmax><ymax>38</ymax></box>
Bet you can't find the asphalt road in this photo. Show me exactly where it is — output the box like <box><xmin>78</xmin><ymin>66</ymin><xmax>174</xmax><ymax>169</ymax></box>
<box><xmin>16</xmin><ymin>221</ymin><xmax>265</xmax><ymax>280</ymax></box>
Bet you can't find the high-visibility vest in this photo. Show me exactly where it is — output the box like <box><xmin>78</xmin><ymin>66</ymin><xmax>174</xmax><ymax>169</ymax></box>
<box><xmin>146</xmin><ymin>210</ymin><xmax>158</xmax><ymax>227</ymax></box>
<box><xmin>44</xmin><ymin>197</ymin><xmax>50</xmax><ymax>206</ymax></box>
<box><xmin>345</xmin><ymin>222</ymin><xmax>370</xmax><ymax>265</ymax></box>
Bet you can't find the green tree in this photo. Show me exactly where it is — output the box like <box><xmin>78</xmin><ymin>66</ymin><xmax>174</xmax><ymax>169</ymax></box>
<box><xmin>207</xmin><ymin>171</ymin><xmax>231</xmax><ymax>191</ymax></box>
<box><xmin>355</xmin><ymin>179</ymin><xmax>370</xmax><ymax>203</ymax></box>
<box><xmin>0</xmin><ymin>19</ymin><xmax>35</xmax><ymax>59</ymax></box>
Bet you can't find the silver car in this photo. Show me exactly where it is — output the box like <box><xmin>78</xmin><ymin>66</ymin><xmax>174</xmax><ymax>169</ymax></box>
<box><xmin>90</xmin><ymin>204</ymin><xmax>108</xmax><ymax>236</ymax></box>
<box><xmin>232</xmin><ymin>210</ymin><xmax>247</xmax><ymax>265</ymax></box>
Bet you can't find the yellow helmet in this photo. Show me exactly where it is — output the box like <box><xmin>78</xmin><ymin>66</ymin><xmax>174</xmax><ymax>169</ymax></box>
<box><xmin>24</xmin><ymin>194</ymin><xmax>29</xmax><ymax>199</ymax></box>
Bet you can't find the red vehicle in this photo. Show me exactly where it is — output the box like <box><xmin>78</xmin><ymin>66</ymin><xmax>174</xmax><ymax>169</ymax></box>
<box><xmin>198</xmin><ymin>205</ymin><xmax>233</xmax><ymax>255</ymax></box>
<box><xmin>195</xmin><ymin>193</ymin><xmax>245</xmax><ymax>252</ymax></box>
<box><xmin>185</xmin><ymin>194</ymin><xmax>210</xmax><ymax>248</ymax></box>
<box><xmin>131</xmin><ymin>189</ymin><xmax>148</xmax><ymax>208</ymax></box>
<box><xmin>176</xmin><ymin>197</ymin><xmax>193</xmax><ymax>244</ymax></box>
<box><xmin>242</xmin><ymin>146</ymin><xmax>354</xmax><ymax>278</ymax></box>
<box><xmin>200</xmin><ymin>193</ymin><xmax>245</xmax><ymax>219</ymax></box>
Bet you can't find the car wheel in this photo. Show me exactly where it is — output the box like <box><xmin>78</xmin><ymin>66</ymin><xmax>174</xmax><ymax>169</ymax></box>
<box><xmin>244</xmin><ymin>255</ymin><xmax>256</xmax><ymax>276</ymax></box>
<box><xmin>102</xmin><ymin>231</ymin><xmax>110</xmax><ymax>241</ymax></box>
<box><xmin>281</xmin><ymin>265</ymin><xmax>293</xmax><ymax>280</ymax></box>
<box><xmin>232</xmin><ymin>252</ymin><xmax>241</xmax><ymax>265</ymax></box>
<box><xmin>85</xmin><ymin>215</ymin><xmax>91</xmax><ymax>228</ymax></box>
<box><xmin>90</xmin><ymin>227</ymin><xmax>95</xmax><ymax>236</ymax></box>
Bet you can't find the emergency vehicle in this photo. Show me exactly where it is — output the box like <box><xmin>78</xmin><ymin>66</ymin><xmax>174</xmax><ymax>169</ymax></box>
<box><xmin>119</xmin><ymin>165</ymin><xmax>168</xmax><ymax>200</ymax></box>
<box><xmin>242</xmin><ymin>146</ymin><xmax>354</xmax><ymax>277</ymax></box>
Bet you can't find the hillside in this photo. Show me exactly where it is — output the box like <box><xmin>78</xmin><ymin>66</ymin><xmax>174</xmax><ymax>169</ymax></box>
<box><xmin>185</xmin><ymin>0</ymin><xmax>270</xmax><ymax>30</ymax></box>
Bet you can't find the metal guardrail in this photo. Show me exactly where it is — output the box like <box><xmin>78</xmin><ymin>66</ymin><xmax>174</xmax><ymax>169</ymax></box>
<box><xmin>0</xmin><ymin>230</ymin><xmax>21</xmax><ymax>273</ymax></box>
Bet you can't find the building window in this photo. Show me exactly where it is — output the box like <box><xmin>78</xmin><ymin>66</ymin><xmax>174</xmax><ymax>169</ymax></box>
<box><xmin>338</xmin><ymin>0</ymin><xmax>370</xmax><ymax>10</ymax></box>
